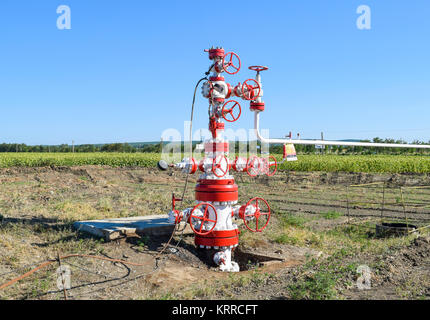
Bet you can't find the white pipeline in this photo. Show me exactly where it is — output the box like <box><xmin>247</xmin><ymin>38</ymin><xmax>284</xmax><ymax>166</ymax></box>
<box><xmin>254</xmin><ymin>111</ymin><xmax>430</xmax><ymax>149</ymax></box>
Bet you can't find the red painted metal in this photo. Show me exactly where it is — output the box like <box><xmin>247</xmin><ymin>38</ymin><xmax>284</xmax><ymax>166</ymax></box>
<box><xmin>189</xmin><ymin>157</ymin><xmax>197</xmax><ymax>174</ymax></box>
<box><xmin>195</xmin><ymin>235</ymin><xmax>238</xmax><ymax>247</ymax></box>
<box><xmin>195</xmin><ymin>229</ymin><xmax>239</xmax><ymax>247</ymax></box>
<box><xmin>246</xmin><ymin>156</ymin><xmax>261</xmax><ymax>177</ymax></box>
<box><xmin>242</xmin><ymin>197</ymin><xmax>271</xmax><ymax>232</ymax></box>
<box><xmin>232</xmin><ymin>156</ymin><xmax>238</xmax><ymax>172</ymax></box>
<box><xmin>209</xmin><ymin>119</ymin><xmax>225</xmax><ymax>138</ymax></box>
<box><xmin>197</xmin><ymin>179</ymin><xmax>235</xmax><ymax>185</ymax></box>
<box><xmin>198</xmin><ymin>159</ymin><xmax>205</xmax><ymax>172</ymax></box>
<box><xmin>213</xmin><ymin>98</ymin><xmax>225</xmax><ymax>104</ymax></box>
<box><xmin>233</xmin><ymin>83</ymin><xmax>242</xmax><ymax>97</ymax></box>
<box><xmin>209</xmin><ymin>76</ymin><xmax>225</xmax><ymax>82</ymax></box>
<box><xmin>222</xmin><ymin>52</ymin><xmax>241</xmax><ymax>75</ymax></box>
<box><xmin>212</xmin><ymin>155</ymin><xmax>229</xmax><ymax>178</ymax></box>
<box><xmin>209</xmin><ymin>48</ymin><xmax>225</xmax><ymax>60</ymax></box>
<box><xmin>221</xmin><ymin>100</ymin><xmax>242</xmax><ymax>123</ymax></box>
<box><xmin>195</xmin><ymin>192</ymin><xmax>238</xmax><ymax>202</ymax></box>
<box><xmin>195</xmin><ymin>183</ymin><xmax>238</xmax><ymax>192</ymax></box>
<box><xmin>250</xmin><ymin>101</ymin><xmax>265</xmax><ymax>111</ymax></box>
<box><xmin>195</xmin><ymin>180</ymin><xmax>238</xmax><ymax>202</ymax></box>
<box><xmin>266</xmin><ymin>155</ymin><xmax>277</xmax><ymax>176</ymax></box>
<box><xmin>225</xmin><ymin>83</ymin><xmax>232</xmax><ymax>99</ymax></box>
<box><xmin>189</xmin><ymin>202</ymin><xmax>218</xmax><ymax>236</ymax></box>
<box><xmin>171</xmin><ymin>194</ymin><xmax>184</xmax><ymax>223</ymax></box>
<box><xmin>204</xmin><ymin>142</ymin><xmax>229</xmax><ymax>153</ymax></box>
<box><xmin>242</xmin><ymin>79</ymin><xmax>261</xmax><ymax>101</ymax></box>
<box><xmin>248</xmin><ymin>65</ymin><xmax>268</xmax><ymax>72</ymax></box>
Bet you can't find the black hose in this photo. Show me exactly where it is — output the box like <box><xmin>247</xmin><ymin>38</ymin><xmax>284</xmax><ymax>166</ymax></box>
<box><xmin>180</xmin><ymin>76</ymin><xmax>208</xmax><ymax>201</ymax></box>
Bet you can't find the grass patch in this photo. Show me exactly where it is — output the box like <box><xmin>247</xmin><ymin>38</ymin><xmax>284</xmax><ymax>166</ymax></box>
<box><xmin>320</xmin><ymin>211</ymin><xmax>343</xmax><ymax>220</ymax></box>
<box><xmin>324</xmin><ymin>223</ymin><xmax>418</xmax><ymax>255</ymax></box>
<box><xmin>287</xmin><ymin>254</ymin><xmax>359</xmax><ymax>300</ymax></box>
<box><xmin>288</xmin><ymin>269</ymin><xmax>338</xmax><ymax>300</ymax></box>
<box><xmin>208</xmin><ymin>269</ymin><xmax>274</xmax><ymax>299</ymax></box>
<box><xmin>273</xmin><ymin>234</ymin><xmax>299</xmax><ymax>245</ymax></box>
<box><xmin>279</xmin><ymin>213</ymin><xmax>309</xmax><ymax>228</ymax></box>
<box><xmin>52</xmin><ymin>199</ymin><xmax>129</xmax><ymax>222</ymax></box>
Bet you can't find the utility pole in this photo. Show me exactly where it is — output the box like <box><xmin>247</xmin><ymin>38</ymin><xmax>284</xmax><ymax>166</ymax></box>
<box><xmin>72</xmin><ymin>140</ymin><xmax>75</xmax><ymax>153</ymax></box>
<box><xmin>159</xmin><ymin>137</ymin><xmax>164</xmax><ymax>153</ymax></box>
<box><xmin>321</xmin><ymin>132</ymin><xmax>324</xmax><ymax>154</ymax></box>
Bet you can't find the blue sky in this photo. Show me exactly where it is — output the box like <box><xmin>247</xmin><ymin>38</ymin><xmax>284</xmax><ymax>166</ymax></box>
<box><xmin>0</xmin><ymin>0</ymin><xmax>429</xmax><ymax>145</ymax></box>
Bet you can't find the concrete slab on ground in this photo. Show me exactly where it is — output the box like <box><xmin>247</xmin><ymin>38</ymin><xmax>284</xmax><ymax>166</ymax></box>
<box><xmin>73</xmin><ymin>214</ymin><xmax>192</xmax><ymax>241</ymax></box>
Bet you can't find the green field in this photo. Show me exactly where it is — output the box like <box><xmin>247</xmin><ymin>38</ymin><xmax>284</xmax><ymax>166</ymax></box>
<box><xmin>0</xmin><ymin>153</ymin><xmax>430</xmax><ymax>173</ymax></box>
<box><xmin>0</xmin><ymin>152</ymin><xmax>160</xmax><ymax>168</ymax></box>
<box><xmin>275</xmin><ymin>154</ymin><xmax>430</xmax><ymax>174</ymax></box>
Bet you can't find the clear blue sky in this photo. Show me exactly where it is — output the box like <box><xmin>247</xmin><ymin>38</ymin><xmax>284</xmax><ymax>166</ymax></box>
<box><xmin>0</xmin><ymin>0</ymin><xmax>429</xmax><ymax>145</ymax></box>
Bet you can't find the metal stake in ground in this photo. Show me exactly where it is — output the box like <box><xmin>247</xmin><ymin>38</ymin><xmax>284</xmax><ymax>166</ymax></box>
<box><xmin>57</xmin><ymin>250</ymin><xmax>68</xmax><ymax>300</ymax></box>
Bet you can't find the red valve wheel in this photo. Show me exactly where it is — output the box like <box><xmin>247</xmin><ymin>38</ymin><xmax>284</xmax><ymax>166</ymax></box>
<box><xmin>221</xmin><ymin>100</ymin><xmax>242</xmax><ymax>122</ymax></box>
<box><xmin>249</xmin><ymin>66</ymin><xmax>269</xmax><ymax>72</ymax></box>
<box><xmin>242</xmin><ymin>79</ymin><xmax>261</xmax><ymax>101</ymax></box>
<box><xmin>232</xmin><ymin>156</ymin><xmax>239</xmax><ymax>172</ymax></box>
<box><xmin>259</xmin><ymin>157</ymin><xmax>269</xmax><ymax>175</ymax></box>
<box><xmin>246</xmin><ymin>156</ymin><xmax>260</xmax><ymax>177</ymax></box>
<box><xmin>242</xmin><ymin>197</ymin><xmax>271</xmax><ymax>232</ymax></box>
<box><xmin>266</xmin><ymin>155</ymin><xmax>277</xmax><ymax>176</ymax></box>
<box><xmin>222</xmin><ymin>52</ymin><xmax>241</xmax><ymax>75</ymax></box>
<box><xmin>189</xmin><ymin>202</ymin><xmax>217</xmax><ymax>236</ymax></box>
<box><xmin>212</xmin><ymin>155</ymin><xmax>229</xmax><ymax>178</ymax></box>
<box><xmin>186</xmin><ymin>157</ymin><xmax>197</xmax><ymax>174</ymax></box>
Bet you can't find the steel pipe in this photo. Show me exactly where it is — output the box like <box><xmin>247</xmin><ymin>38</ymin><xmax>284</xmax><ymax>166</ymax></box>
<box><xmin>254</xmin><ymin>111</ymin><xmax>430</xmax><ymax>149</ymax></box>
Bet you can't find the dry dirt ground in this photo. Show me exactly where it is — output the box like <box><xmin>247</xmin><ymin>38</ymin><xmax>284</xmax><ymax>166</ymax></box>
<box><xmin>0</xmin><ymin>166</ymin><xmax>429</xmax><ymax>300</ymax></box>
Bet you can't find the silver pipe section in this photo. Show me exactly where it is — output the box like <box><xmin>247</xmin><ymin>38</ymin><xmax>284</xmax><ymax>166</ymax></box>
<box><xmin>254</xmin><ymin>111</ymin><xmax>430</xmax><ymax>149</ymax></box>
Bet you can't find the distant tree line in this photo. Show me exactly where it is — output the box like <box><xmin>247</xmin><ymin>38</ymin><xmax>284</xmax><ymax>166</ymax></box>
<box><xmin>0</xmin><ymin>143</ymin><xmax>162</xmax><ymax>153</ymax></box>
<box><xmin>269</xmin><ymin>137</ymin><xmax>430</xmax><ymax>155</ymax></box>
<box><xmin>0</xmin><ymin>137</ymin><xmax>429</xmax><ymax>154</ymax></box>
